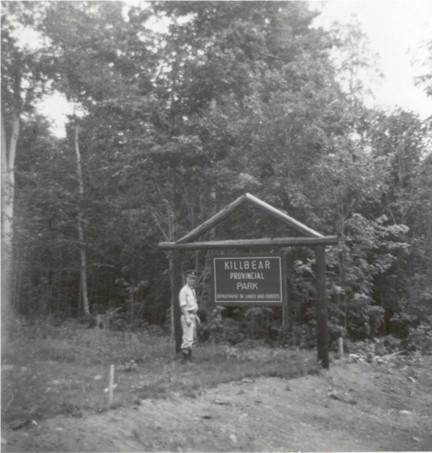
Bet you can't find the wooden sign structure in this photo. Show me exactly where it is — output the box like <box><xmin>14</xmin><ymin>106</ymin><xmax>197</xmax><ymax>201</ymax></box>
<box><xmin>158</xmin><ymin>192</ymin><xmax>338</xmax><ymax>369</ymax></box>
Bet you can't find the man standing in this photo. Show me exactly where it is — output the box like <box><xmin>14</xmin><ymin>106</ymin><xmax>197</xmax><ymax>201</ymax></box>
<box><xmin>179</xmin><ymin>270</ymin><xmax>200</xmax><ymax>362</ymax></box>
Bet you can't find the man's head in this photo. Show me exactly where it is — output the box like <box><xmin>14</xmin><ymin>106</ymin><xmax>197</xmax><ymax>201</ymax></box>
<box><xmin>185</xmin><ymin>270</ymin><xmax>197</xmax><ymax>287</ymax></box>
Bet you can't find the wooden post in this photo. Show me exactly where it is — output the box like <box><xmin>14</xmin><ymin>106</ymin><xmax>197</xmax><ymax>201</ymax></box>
<box><xmin>170</xmin><ymin>305</ymin><xmax>174</xmax><ymax>340</ymax></box>
<box><xmin>283</xmin><ymin>247</ymin><xmax>294</xmax><ymax>340</ymax></box>
<box><xmin>282</xmin><ymin>297</ymin><xmax>288</xmax><ymax>341</ymax></box>
<box><xmin>171</xmin><ymin>250</ymin><xmax>183</xmax><ymax>353</ymax></box>
<box><xmin>315</xmin><ymin>245</ymin><xmax>329</xmax><ymax>369</ymax></box>
<box><xmin>108</xmin><ymin>364</ymin><xmax>115</xmax><ymax>407</ymax></box>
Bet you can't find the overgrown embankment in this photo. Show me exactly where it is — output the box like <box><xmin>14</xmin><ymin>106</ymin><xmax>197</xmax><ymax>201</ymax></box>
<box><xmin>1</xmin><ymin>319</ymin><xmax>318</xmax><ymax>425</ymax></box>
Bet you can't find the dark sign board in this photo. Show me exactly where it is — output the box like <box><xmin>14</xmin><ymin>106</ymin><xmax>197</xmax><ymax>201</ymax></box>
<box><xmin>212</xmin><ymin>254</ymin><xmax>286</xmax><ymax>305</ymax></box>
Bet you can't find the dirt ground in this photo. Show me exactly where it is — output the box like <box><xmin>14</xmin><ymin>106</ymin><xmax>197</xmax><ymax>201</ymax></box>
<box><xmin>2</xmin><ymin>355</ymin><xmax>432</xmax><ymax>452</ymax></box>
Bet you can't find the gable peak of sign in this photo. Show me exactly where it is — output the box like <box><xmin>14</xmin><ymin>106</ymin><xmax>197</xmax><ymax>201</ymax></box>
<box><xmin>176</xmin><ymin>192</ymin><xmax>323</xmax><ymax>244</ymax></box>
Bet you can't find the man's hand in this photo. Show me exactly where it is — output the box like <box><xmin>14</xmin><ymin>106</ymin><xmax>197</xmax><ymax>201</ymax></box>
<box><xmin>186</xmin><ymin>316</ymin><xmax>192</xmax><ymax>326</ymax></box>
<box><xmin>196</xmin><ymin>315</ymin><xmax>201</xmax><ymax>325</ymax></box>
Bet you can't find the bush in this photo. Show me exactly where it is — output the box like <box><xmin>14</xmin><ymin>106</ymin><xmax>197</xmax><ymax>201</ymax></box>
<box><xmin>404</xmin><ymin>318</ymin><xmax>432</xmax><ymax>353</ymax></box>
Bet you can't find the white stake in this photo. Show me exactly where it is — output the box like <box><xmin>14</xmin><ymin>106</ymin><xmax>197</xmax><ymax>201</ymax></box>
<box><xmin>338</xmin><ymin>337</ymin><xmax>344</xmax><ymax>358</ymax></box>
<box><xmin>108</xmin><ymin>364</ymin><xmax>115</xmax><ymax>407</ymax></box>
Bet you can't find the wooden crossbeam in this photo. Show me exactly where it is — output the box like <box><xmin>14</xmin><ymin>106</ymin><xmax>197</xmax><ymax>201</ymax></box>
<box><xmin>159</xmin><ymin>236</ymin><xmax>338</xmax><ymax>250</ymax></box>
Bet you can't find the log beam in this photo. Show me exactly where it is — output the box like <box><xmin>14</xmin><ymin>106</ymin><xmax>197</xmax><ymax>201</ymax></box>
<box><xmin>159</xmin><ymin>236</ymin><xmax>338</xmax><ymax>250</ymax></box>
<box><xmin>176</xmin><ymin>192</ymin><xmax>324</xmax><ymax>244</ymax></box>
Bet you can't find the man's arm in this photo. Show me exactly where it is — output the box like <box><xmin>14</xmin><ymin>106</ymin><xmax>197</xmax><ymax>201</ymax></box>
<box><xmin>179</xmin><ymin>288</ymin><xmax>192</xmax><ymax>326</ymax></box>
<box><xmin>181</xmin><ymin>305</ymin><xmax>191</xmax><ymax>325</ymax></box>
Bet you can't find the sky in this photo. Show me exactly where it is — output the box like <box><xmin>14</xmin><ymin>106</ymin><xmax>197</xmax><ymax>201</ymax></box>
<box><xmin>35</xmin><ymin>0</ymin><xmax>432</xmax><ymax>137</ymax></box>
<box><xmin>314</xmin><ymin>0</ymin><xmax>432</xmax><ymax>118</ymax></box>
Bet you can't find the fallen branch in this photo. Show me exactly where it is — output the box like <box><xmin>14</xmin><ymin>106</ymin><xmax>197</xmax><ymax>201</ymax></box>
<box><xmin>382</xmin><ymin>350</ymin><xmax>406</xmax><ymax>359</ymax></box>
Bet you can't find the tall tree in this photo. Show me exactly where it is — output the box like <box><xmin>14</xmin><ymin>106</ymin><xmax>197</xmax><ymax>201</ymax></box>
<box><xmin>73</xmin><ymin>124</ymin><xmax>90</xmax><ymax>316</ymax></box>
<box><xmin>1</xmin><ymin>2</ymin><xmax>51</xmax><ymax>325</ymax></box>
<box><xmin>329</xmin><ymin>19</ymin><xmax>382</xmax><ymax>122</ymax></box>
<box><xmin>151</xmin><ymin>1</ymin><xmax>348</xmax><ymax>218</ymax></box>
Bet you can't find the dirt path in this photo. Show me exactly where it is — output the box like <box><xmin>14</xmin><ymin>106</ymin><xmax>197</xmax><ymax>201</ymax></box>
<box><xmin>3</xmin><ymin>357</ymin><xmax>432</xmax><ymax>452</ymax></box>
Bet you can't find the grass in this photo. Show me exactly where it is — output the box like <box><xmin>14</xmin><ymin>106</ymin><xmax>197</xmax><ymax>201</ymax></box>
<box><xmin>1</xmin><ymin>319</ymin><xmax>320</xmax><ymax>424</ymax></box>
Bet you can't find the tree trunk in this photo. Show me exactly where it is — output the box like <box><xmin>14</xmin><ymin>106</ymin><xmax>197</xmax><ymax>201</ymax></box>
<box><xmin>1</xmin><ymin>111</ymin><xmax>19</xmax><ymax>341</ymax></box>
<box><xmin>74</xmin><ymin>125</ymin><xmax>90</xmax><ymax>316</ymax></box>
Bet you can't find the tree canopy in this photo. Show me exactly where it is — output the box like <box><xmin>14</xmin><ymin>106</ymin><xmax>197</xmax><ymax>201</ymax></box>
<box><xmin>2</xmin><ymin>1</ymin><xmax>431</xmax><ymax>344</ymax></box>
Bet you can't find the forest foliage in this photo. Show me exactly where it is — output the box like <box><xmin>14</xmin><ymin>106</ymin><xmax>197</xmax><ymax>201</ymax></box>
<box><xmin>2</xmin><ymin>1</ymin><xmax>431</xmax><ymax>348</ymax></box>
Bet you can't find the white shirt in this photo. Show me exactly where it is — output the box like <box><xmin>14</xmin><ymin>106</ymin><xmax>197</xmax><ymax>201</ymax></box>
<box><xmin>179</xmin><ymin>284</ymin><xmax>198</xmax><ymax>312</ymax></box>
